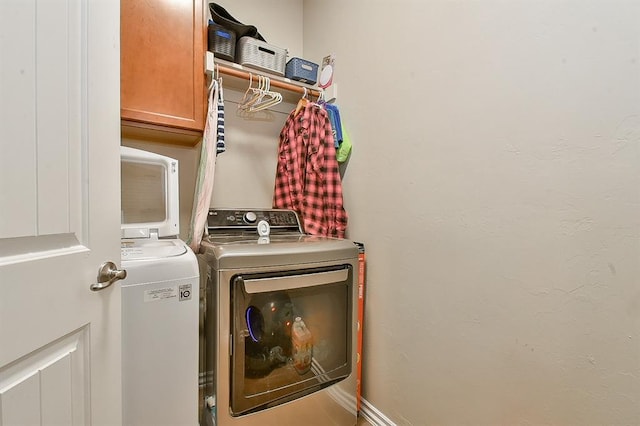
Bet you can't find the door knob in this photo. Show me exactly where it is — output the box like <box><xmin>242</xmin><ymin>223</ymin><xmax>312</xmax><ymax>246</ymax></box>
<box><xmin>90</xmin><ymin>261</ymin><xmax>127</xmax><ymax>291</ymax></box>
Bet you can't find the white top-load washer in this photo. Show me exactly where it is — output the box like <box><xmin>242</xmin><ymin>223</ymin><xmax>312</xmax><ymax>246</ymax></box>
<box><xmin>120</xmin><ymin>146</ymin><xmax>199</xmax><ymax>426</ymax></box>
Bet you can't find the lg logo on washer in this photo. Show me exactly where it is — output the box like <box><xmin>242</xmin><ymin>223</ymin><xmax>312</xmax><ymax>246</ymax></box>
<box><xmin>141</xmin><ymin>284</ymin><xmax>192</xmax><ymax>302</ymax></box>
<box><xmin>179</xmin><ymin>284</ymin><xmax>193</xmax><ymax>301</ymax></box>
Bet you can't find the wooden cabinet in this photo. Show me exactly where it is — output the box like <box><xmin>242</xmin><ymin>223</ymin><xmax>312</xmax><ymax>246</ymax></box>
<box><xmin>121</xmin><ymin>0</ymin><xmax>206</xmax><ymax>144</ymax></box>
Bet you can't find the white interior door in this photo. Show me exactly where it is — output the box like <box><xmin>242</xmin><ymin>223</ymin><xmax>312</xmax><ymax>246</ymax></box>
<box><xmin>0</xmin><ymin>0</ymin><xmax>121</xmax><ymax>425</ymax></box>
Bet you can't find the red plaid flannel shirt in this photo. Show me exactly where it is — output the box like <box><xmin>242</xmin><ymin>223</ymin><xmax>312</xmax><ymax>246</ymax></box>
<box><xmin>272</xmin><ymin>103</ymin><xmax>348</xmax><ymax>238</ymax></box>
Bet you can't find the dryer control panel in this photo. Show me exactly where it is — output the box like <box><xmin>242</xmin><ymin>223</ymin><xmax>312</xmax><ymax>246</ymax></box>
<box><xmin>207</xmin><ymin>209</ymin><xmax>301</xmax><ymax>232</ymax></box>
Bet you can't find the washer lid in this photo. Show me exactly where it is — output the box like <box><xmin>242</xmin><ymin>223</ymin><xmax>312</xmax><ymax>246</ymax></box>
<box><xmin>120</xmin><ymin>146</ymin><xmax>180</xmax><ymax>239</ymax></box>
<box><xmin>121</xmin><ymin>238</ymin><xmax>187</xmax><ymax>261</ymax></box>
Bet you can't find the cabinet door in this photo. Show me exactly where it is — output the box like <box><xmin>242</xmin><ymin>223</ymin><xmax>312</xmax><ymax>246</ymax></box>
<box><xmin>121</xmin><ymin>0</ymin><xmax>205</xmax><ymax>136</ymax></box>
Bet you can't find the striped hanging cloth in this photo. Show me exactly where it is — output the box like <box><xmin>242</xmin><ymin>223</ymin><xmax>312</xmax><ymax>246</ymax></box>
<box><xmin>186</xmin><ymin>79</ymin><xmax>225</xmax><ymax>252</ymax></box>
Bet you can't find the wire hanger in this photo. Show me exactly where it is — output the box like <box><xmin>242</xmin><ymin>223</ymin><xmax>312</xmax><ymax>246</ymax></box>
<box><xmin>244</xmin><ymin>75</ymin><xmax>267</xmax><ymax>110</ymax></box>
<box><xmin>248</xmin><ymin>76</ymin><xmax>282</xmax><ymax>112</ymax></box>
<box><xmin>294</xmin><ymin>87</ymin><xmax>309</xmax><ymax>116</ymax></box>
<box><xmin>238</xmin><ymin>73</ymin><xmax>256</xmax><ymax>109</ymax></box>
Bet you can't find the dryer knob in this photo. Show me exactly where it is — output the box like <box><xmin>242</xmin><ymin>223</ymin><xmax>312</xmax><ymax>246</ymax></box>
<box><xmin>244</xmin><ymin>211</ymin><xmax>257</xmax><ymax>224</ymax></box>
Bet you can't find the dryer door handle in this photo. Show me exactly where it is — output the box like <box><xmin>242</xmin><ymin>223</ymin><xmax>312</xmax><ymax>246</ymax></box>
<box><xmin>90</xmin><ymin>261</ymin><xmax>127</xmax><ymax>291</ymax></box>
<box><xmin>239</xmin><ymin>268</ymin><xmax>348</xmax><ymax>294</ymax></box>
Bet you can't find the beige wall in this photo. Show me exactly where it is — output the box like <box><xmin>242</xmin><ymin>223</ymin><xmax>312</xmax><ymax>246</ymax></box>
<box><xmin>303</xmin><ymin>1</ymin><xmax>640</xmax><ymax>424</ymax></box>
<box><xmin>125</xmin><ymin>1</ymin><xmax>640</xmax><ymax>424</ymax></box>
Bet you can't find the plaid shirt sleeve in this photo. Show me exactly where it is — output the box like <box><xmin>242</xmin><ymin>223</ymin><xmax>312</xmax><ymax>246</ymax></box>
<box><xmin>273</xmin><ymin>104</ymin><xmax>348</xmax><ymax>238</ymax></box>
<box><xmin>272</xmin><ymin>110</ymin><xmax>297</xmax><ymax>211</ymax></box>
<box><xmin>319</xmin><ymin>111</ymin><xmax>348</xmax><ymax>238</ymax></box>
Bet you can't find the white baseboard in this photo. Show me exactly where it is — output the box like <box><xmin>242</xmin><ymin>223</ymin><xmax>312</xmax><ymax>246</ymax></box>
<box><xmin>360</xmin><ymin>398</ymin><xmax>396</xmax><ymax>426</ymax></box>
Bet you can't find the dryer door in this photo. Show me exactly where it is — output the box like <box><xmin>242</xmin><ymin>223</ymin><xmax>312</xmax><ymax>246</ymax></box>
<box><xmin>230</xmin><ymin>265</ymin><xmax>353</xmax><ymax>416</ymax></box>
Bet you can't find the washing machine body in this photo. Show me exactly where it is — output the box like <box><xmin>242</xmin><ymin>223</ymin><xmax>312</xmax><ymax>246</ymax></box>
<box><xmin>121</xmin><ymin>238</ymin><xmax>200</xmax><ymax>426</ymax></box>
<box><xmin>120</xmin><ymin>146</ymin><xmax>200</xmax><ymax>425</ymax></box>
<box><xmin>199</xmin><ymin>209</ymin><xmax>359</xmax><ymax>426</ymax></box>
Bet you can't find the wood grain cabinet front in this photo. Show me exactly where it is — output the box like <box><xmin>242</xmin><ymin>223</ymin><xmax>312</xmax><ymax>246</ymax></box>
<box><xmin>121</xmin><ymin>0</ymin><xmax>206</xmax><ymax>144</ymax></box>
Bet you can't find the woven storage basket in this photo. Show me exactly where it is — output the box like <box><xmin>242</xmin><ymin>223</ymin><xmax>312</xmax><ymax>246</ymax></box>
<box><xmin>208</xmin><ymin>23</ymin><xmax>236</xmax><ymax>61</ymax></box>
<box><xmin>285</xmin><ymin>58</ymin><xmax>318</xmax><ymax>85</ymax></box>
<box><xmin>236</xmin><ymin>36</ymin><xmax>286</xmax><ymax>76</ymax></box>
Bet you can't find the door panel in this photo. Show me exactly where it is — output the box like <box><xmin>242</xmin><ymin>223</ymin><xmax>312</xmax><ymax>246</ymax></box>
<box><xmin>0</xmin><ymin>328</ymin><xmax>87</xmax><ymax>425</ymax></box>
<box><xmin>0</xmin><ymin>1</ymin><xmax>37</xmax><ymax>238</ymax></box>
<box><xmin>36</xmin><ymin>0</ymin><xmax>73</xmax><ymax>234</ymax></box>
<box><xmin>0</xmin><ymin>0</ymin><xmax>121</xmax><ymax>424</ymax></box>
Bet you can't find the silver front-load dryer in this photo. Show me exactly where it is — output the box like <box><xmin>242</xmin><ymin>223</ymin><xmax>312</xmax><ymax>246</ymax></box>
<box><xmin>198</xmin><ymin>208</ymin><xmax>358</xmax><ymax>426</ymax></box>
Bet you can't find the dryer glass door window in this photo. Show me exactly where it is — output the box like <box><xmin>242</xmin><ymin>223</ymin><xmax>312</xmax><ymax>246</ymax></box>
<box><xmin>230</xmin><ymin>265</ymin><xmax>353</xmax><ymax>416</ymax></box>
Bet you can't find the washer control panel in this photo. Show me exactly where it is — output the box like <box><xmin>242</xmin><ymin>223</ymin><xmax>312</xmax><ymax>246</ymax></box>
<box><xmin>207</xmin><ymin>209</ymin><xmax>301</xmax><ymax>231</ymax></box>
